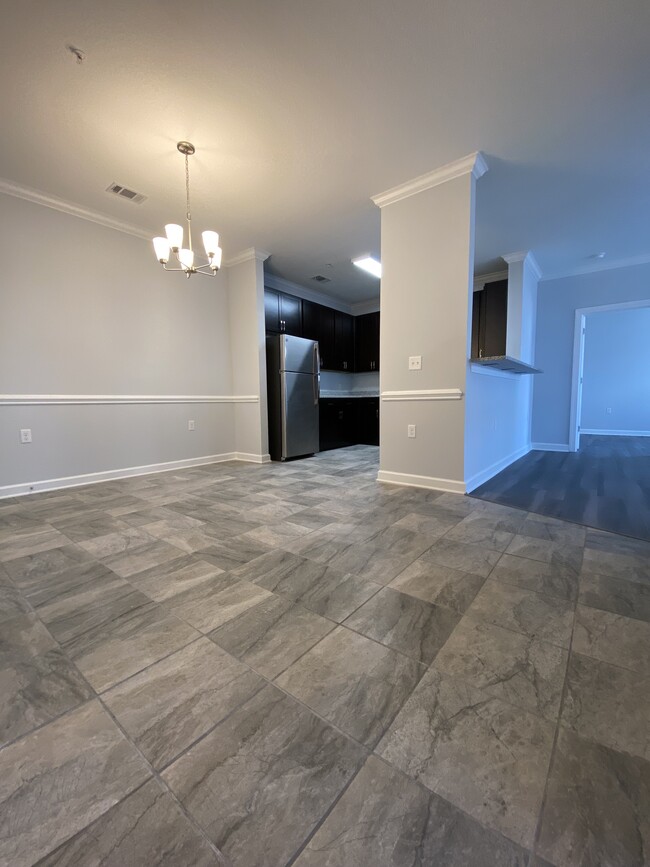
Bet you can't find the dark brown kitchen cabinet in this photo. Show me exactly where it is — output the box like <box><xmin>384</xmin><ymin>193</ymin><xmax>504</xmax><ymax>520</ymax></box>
<box><xmin>355</xmin><ymin>397</ymin><xmax>380</xmax><ymax>445</ymax></box>
<box><xmin>302</xmin><ymin>300</ymin><xmax>335</xmax><ymax>368</ymax></box>
<box><xmin>264</xmin><ymin>289</ymin><xmax>302</xmax><ymax>336</ymax></box>
<box><xmin>354</xmin><ymin>311</ymin><xmax>380</xmax><ymax>372</ymax></box>
<box><xmin>471</xmin><ymin>279</ymin><xmax>508</xmax><ymax>359</ymax></box>
<box><xmin>319</xmin><ymin>397</ymin><xmax>379</xmax><ymax>450</ymax></box>
<box><xmin>333</xmin><ymin>311</ymin><xmax>354</xmax><ymax>371</ymax></box>
<box><xmin>319</xmin><ymin>399</ymin><xmax>356</xmax><ymax>450</ymax></box>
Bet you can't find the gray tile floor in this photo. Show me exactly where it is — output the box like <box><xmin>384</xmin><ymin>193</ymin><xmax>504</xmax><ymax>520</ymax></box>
<box><xmin>0</xmin><ymin>446</ymin><xmax>649</xmax><ymax>866</ymax></box>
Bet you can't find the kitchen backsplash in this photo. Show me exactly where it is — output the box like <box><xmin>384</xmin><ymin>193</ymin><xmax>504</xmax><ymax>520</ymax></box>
<box><xmin>320</xmin><ymin>370</ymin><xmax>379</xmax><ymax>393</ymax></box>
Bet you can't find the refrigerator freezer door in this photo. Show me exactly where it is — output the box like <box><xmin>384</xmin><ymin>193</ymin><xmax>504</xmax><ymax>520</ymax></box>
<box><xmin>281</xmin><ymin>335</ymin><xmax>318</xmax><ymax>374</ymax></box>
<box><xmin>281</xmin><ymin>372</ymin><xmax>319</xmax><ymax>458</ymax></box>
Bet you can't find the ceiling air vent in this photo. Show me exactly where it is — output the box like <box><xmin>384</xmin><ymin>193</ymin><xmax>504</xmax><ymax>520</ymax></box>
<box><xmin>106</xmin><ymin>183</ymin><xmax>147</xmax><ymax>204</ymax></box>
<box><xmin>311</xmin><ymin>275</ymin><xmax>331</xmax><ymax>283</ymax></box>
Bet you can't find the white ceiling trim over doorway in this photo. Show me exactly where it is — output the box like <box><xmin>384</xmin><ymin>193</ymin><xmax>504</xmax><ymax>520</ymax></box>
<box><xmin>569</xmin><ymin>299</ymin><xmax>650</xmax><ymax>451</ymax></box>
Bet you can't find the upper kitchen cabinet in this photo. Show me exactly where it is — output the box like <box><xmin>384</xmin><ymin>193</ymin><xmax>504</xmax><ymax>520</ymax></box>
<box><xmin>333</xmin><ymin>311</ymin><xmax>354</xmax><ymax>371</ymax></box>
<box><xmin>471</xmin><ymin>279</ymin><xmax>508</xmax><ymax>359</ymax></box>
<box><xmin>354</xmin><ymin>311</ymin><xmax>380</xmax><ymax>372</ymax></box>
<box><xmin>302</xmin><ymin>300</ymin><xmax>335</xmax><ymax>368</ymax></box>
<box><xmin>264</xmin><ymin>289</ymin><xmax>302</xmax><ymax>335</ymax></box>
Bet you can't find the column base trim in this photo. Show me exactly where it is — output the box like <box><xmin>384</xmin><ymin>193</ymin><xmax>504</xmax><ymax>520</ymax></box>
<box><xmin>377</xmin><ymin>469</ymin><xmax>465</xmax><ymax>494</ymax></box>
<box><xmin>531</xmin><ymin>442</ymin><xmax>570</xmax><ymax>452</ymax></box>
<box><xmin>234</xmin><ymin>452</ymin><xmax>271</xmax><ymax>463</ymax></box>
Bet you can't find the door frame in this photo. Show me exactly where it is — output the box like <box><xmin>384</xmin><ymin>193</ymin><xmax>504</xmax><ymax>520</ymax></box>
<box><xmin>569</xmin><ymin>298</ymin><xmax>650</xmax><ymax>451</ymax></box>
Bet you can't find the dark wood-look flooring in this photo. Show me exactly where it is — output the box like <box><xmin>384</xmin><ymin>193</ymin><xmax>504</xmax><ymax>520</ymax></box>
<box><xmin>471</xmin><ymin>435</ymin><xmax>650</xmax><ymax>542</ymax></box>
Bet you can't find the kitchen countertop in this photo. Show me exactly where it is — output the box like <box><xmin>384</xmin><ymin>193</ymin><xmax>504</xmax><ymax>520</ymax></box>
<box><xmin>320</xmin><ymin>390</ymin><xmax>379</xmax><ymax>398</ymax></box>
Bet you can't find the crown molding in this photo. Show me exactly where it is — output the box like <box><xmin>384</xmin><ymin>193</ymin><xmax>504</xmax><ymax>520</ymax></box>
<box><xmin>224</xmin><ymin>247</ymin><xmax>270</xmax><ymax>267</ymax></box>
<box><xmin>0</xmin><ymin>178</ymin><xmax>152</xmax><ymax>241</ymax></box>
<box><xmin>541</xmin><ymin>252</ymin><xmax>650</xmax><ymax>282</ymax></box>
<box><xmin>502</xmin><ymin>251</ymin><xmax>543</xmax><ymax>282</ymax></box>
<box><xmin>350</xmin><ymin>298</ymin><xmax>381</xmax><ymax>315</ymax></box>
<box><xmin>264</xmin><ymin>273</ymin><xmax>353</xmax><ymax>314</ymax></box>
<box><xmin>473</xmin><ymin>269</ymin><xmax>508</xmax><ymax>291</ymax></box>
<box><xmin>371</xmin><ymin>152</ymin><xmax>488</xmax><ymax>209</ymax></box>
<box><xmin>501</xmin><ymin>251</ymin><xmax>527</xmax><ymax>264</ymax></box>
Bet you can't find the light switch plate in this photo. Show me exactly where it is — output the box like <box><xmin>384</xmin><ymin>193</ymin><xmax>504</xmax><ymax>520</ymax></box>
<box><xmin>188</xmin><ymin>420</ymin><xmax>195</xmax><ymax>431</ymax></box>
<box><xmin>407</xmin><ymin>424</ymin><xmax>416</xmax><ymax>438</ymax></box>
<box><xmin>408</xmin><ymin>356</ymin><xmax>422</xmax><ymax>370</ymax></box>
<box><xmin>20</xmin><ymin>428</ymin><xmax>32</xmax><ymax>443</ymax></box>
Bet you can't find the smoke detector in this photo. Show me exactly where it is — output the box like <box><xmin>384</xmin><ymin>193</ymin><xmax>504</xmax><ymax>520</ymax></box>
<box><xmin>106</xmin><ymin>183</ymin><xmax>147</xmax><ymax>204</ymax></box>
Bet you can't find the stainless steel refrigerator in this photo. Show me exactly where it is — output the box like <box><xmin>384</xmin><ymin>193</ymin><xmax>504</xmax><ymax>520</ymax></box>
<box><xmin>266</xmin><ymin>334</ymin><xmax>320</xmax><ymax>461</ymax></box>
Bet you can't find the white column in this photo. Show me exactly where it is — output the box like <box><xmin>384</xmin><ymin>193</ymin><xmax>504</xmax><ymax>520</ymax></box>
<box><xmin>226</xmin><ymin>248</ymin><xmax>270</xmax><ymax>461</ymax></box>
<box><xmin>373</xmin><ymin>153</ymin><xmax>487</xmax><ymax>492</ymax></box>
<box><xmin>502</xmin><ymin>251</ymin><xmax>541</xmax><ymax>364</ymax></box>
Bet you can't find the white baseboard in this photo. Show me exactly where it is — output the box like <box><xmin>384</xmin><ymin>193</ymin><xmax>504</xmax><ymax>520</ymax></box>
<box><xmin>0</xmin><ymin>452</ymin><xmax>244</xmax><ymax>499</ymax></box>
<box><xmin>377</xmin><ymin>469</ymin><xmax>465</xmax><ymax>494</ymax></box>
<box><xmin>465</xmin><ymin>444</ymin><xmax>531</xmax><ymax>493</ymax></box>
<box><xmin>531</xmin><ymin>442</ymin><xmax>570</xmax><ymax>452</ymax></box>
<box><xmin>580</xmin><ymin>429</ymin><xmax>650</xmax><ymax>437</ymax></box>
<box><xmin>234</xmin><ymin>452</ymin><xmax>271</xmax><ymax>463</ymax></box>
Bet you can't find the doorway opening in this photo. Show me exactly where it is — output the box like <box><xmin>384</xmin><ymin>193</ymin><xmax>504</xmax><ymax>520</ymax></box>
<box><xmin>569</xmin><ymin>299</ymin><xmax>650</xmax><ymax>451</ymax></box>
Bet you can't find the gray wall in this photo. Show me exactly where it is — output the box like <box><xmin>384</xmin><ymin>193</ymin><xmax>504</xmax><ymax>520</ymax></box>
<box><xmin>532</xmin><ymin>262</ymin><xmax>650</xmax><ymax>446</ymax></box>
<box><xmin>0</xmin><ymin>194</ymin><xmax>237</xmax><ymax>491</ymax></box>
<box><xmin>379</xmin><ymin>173</ymin><xmax>475</xmax><ymax>489</ymax></box>
<box><xmin>581</xmin><ymin>305</ymin><xmax>650</xmax><ymax>434</ymax></box>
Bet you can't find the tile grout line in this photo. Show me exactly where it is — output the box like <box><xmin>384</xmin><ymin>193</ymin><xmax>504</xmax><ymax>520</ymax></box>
<box><xmin>97</xmin><ymin>694</ymin><xmax>233</xmax><ymax>867</ymax></box>
<box><xmin>529</xmin><ymin>550</ymin><xmax>583</xmax><ymax>864</ymax></box>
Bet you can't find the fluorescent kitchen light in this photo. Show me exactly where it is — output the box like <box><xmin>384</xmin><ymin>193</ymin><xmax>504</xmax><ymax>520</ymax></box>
<box><xmin>352</xmin><ymin>255</ymin><xmax>382</xmax><ymax>278</ymax></box>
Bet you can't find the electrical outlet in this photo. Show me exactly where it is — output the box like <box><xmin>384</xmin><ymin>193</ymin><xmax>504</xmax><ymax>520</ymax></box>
<box><xmin>188</xmin><ymin>420</ymin><xmax>195</xmax><ymax>431</ymax></box>
<box><xmin>408</xmin><ymin>356</ymin><xmax>422</xmax><ymax>370</ymax></box>
<box><xmin>20</xmin><ymin>428</ymin><xmax>32</xmax><ymax>443</ymax></box>
<box><xmin>407</xmin><ymin>424</ymin><xmax>416</xmax><ymax>438</ymax></box>
<box><xmin>606</xmin><ymin>407</ymin><xmax>612</xmax><ymax>414</ymax></box>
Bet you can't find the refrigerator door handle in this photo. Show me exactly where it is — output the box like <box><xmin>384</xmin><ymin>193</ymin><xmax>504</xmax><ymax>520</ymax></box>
<box><xmin>313</xmin><ymin>342</ymin><xmax>320</xmax><ymax>406</ymax></box>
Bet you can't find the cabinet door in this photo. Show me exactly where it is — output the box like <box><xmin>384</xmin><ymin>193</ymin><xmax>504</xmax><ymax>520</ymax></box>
<box><xmin>354</xmin><ymin>312</ymin><xmax>380</xmax><ymax>372</ymax></box>
<box><xmin>471</xmin><ymin>280</ymin><xmax>508</xmax><ymax>359</ymax></box>
<box><xmin>264</xmin><ymin>290</ymin><xmax>281</xmax><ymax>333</ymax></box>
<box><xmin>356</xmin><ymin>398</ymin><xmax>379</xmax><ymax>446</ymax></box>
<box><xmin>280</xmin><ymin>293</ymin><xmax>302</xmax><ymax>336</ymax></box>
<box><xmin>317</xmin><ymin>306</ymin><xmax>336</xmax><ymax>370</ymax></box>
<box><xmin>302</xmin><ymin>300</ymin><xmax>320</xmax><ymax>342</ymax></box>
<box><xmin>334</xmin><ymin>311</ymin><xmax>355</xmax><ymax>371</ymax></box>
<box><xmin>480</xmin><ymin>280</ymin><xmax>508</xmax><ymax>358</ymax></box>
<box><xmin>319</xmin><ymin>400</ymin><xmax>350</xmax><ymax>450</ymax></box>
<box><xmin>470</xmin><ymin>291</ymin><xmax>481</xmax><ymax>359</ymax></box>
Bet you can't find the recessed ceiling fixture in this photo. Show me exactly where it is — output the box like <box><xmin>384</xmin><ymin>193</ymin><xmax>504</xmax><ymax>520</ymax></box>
<box><xmin>352</xmin><ymin>255</ymin><xmax>382</xmax><ymax>279</ymax></box>
<box><xmin>152</xmin><ymin>141</ymin><xmax>223</xmax><ymax>279</ymax></box>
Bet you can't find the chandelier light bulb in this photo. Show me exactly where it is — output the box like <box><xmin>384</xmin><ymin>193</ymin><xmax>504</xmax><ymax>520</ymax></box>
<box><xmin>178</xmin><ymin>248</ymin><xmax>194</xmax><ymax>271</ymax></box>
<box><xmin>202</xmin><ymin>230</ymin><xmax>220</xmax><ymax>256</ymax></box>
<box><xmin>153</xmin><ymin>143</ymin><xmax>221</xmax><ymax>278</ymax></box>
<box><xmin>165</xmin><ymin>224</ymin><xmax>184</xmax><ymax>251</ymax></box>
<box><xmin>210</xmin><ymin>247</ymin><xmax>223</xmax><ymax>271</ymax></box>
<box><xmin>153</xmin><ymin>236</ymin><xmax>171</xmax><ymax>263</ymax></box>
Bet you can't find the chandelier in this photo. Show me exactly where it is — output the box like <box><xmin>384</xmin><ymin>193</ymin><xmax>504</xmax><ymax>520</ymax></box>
<box><xmin>152</xmin><ymin>142</ymin><xmax>223</xmax><ymax>278</ymax></box>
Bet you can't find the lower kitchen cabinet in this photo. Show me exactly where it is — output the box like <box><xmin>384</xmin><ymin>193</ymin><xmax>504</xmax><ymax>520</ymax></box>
<box><xmin>355</xmin><ymin>398</ymin><xmax>380</xmax><ymax>446</ymax></box>
<box><xmin>319</xmin><ymin>397</ymin><xmax>379</xmax><ymax>451</ymax></box>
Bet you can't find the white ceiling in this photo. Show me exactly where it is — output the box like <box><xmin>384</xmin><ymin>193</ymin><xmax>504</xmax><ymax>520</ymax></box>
<box><xmin>2</xmin><ymin>0</ymin><xmax>650</xmax><ymax>303</ymax></box>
